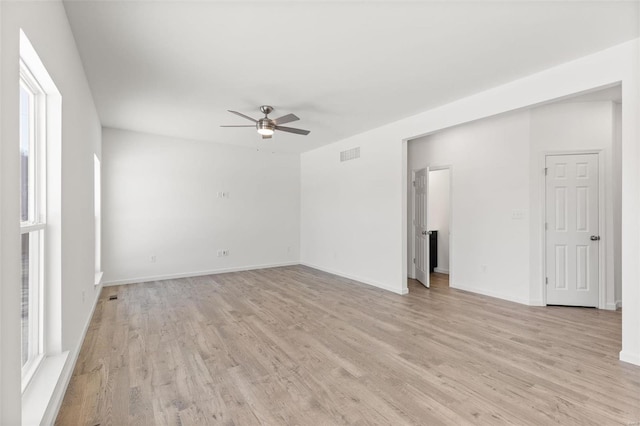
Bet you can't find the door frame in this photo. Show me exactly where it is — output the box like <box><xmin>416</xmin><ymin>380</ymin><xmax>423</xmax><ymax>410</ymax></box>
<box><xmin>541</xmin><ymin>150</ymin><xmax>606</xmax><ymax>309</ymax></box>
<box><xmin>409</xmin><ymin>164</ymin><xmax>453</xmax><ymax>286</ymax></box>
<box><xmin>412</xmin><ymin>167</ymin><xmax>430</xmax><ymax>287</ymax></box>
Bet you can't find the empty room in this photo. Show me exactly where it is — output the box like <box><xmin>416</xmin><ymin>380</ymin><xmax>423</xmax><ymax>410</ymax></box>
<box><xmin>2</xmin><ymin>1</ymin><xmax>640</xmax><ymax>425</ymax></box>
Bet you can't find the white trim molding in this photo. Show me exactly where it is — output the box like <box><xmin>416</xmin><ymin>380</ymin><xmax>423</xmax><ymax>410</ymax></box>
<box><xmin>451</xmin><ymin>282</ymin><xmax>531</xmax><ymax>306</ymax></box>
<box><xmin>26</xmin><ymin>282</ymin><xmax>102</xmax><ymax>425</ymax></box>
<box><xmin>102</xmin><ymin>262</ymin><xmax>299</xmax><ymax>287</ymax></box>
<box><xmin>301</xmin><ymin>262</ymin><xmax>408</xmax><ymax>295</ymax></box>
<box><xmin>619</xmin><ymin>350</ymin><xmax>640</xmax><ymax>366</ymax></box>
<box><xmin>104</xmin><ymin>262</ymin><xmax>409</xmax><ymax>296</ymax></box>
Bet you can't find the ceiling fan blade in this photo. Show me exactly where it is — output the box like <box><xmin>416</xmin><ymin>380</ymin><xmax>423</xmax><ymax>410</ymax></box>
<box><xmin>228</xmin><ymin>110</ymin><xmax>257</xmax><ymax>123</ymax></box>
<box><xmin>273</xmin><ymin>113</ymin><xmax>299</xmax><ymax>125</ymax></box>
<box><xmin>220</xmin><ymin>125</ymin><xmax>256</xmax><ymax>127</ymax></box>
<box><xmin>275</xmin><ymin>125</ymin><xmax>310</xmax><ymax>135</ymax></box>
<box><xmin>262</xmin><ymin>135</ymin><xmax>272</xmax><ymax>140</ymax></box>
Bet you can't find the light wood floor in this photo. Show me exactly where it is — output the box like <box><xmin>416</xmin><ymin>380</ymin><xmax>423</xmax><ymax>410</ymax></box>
<box><xmin>56</xmin><ymin>266</ymin><xmax>640</xmax><ymax>425</ymax></box>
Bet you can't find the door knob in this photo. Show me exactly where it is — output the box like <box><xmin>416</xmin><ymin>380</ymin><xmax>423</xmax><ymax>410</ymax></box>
<box><xmin>590</xmin><ymin>235</ymin><xmax>600</xmax><ymax>241</ymax></box>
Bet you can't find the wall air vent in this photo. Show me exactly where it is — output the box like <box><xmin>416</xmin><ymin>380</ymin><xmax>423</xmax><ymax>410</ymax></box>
<box><xmin>340</xmin><ymin>147</ymin><xmax>360</xmax><ymax>162</ymax></box>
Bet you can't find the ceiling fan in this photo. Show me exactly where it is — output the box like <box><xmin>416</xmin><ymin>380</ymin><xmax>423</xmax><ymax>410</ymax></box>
<box><xmin>221</xmin><ymin>105</ymin><xmax>310</xmax><ymax>139</ymax></box>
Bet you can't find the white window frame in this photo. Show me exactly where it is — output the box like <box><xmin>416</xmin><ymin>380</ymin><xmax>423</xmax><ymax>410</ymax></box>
<box><xmin>94</xmin><ymin>155</ymin><xmax>103</xmax><ymax>285</ymax></box>
<box><xmin>19</xmin><ymin>60</ymin><xmax>47</xmax><ymax>389</ymax></box>
<box><xmin>20</xmin><ymin>29</ymin><xmax>66</xmax><ymax>426</ymax></box>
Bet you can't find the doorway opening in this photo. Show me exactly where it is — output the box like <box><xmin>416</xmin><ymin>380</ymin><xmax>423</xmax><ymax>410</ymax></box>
<box><xmin>408</xmin><ymin>163</ymin><xmax>452</xmax><ymax>291</ymax></box>
<box><xmin>428</xmin><ymin>167</ymin><xmax>451</xmax><ymax>288</ymax></box>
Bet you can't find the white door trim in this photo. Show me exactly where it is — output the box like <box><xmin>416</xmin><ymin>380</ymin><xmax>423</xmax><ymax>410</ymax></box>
<box><xmin>541</xmin><ymin>150</ymin><xmax>606</xmax><ymax>309</ymax></box>
<box><xmin>409</xmin><ymin>169</ymin><xmax>417</xmax><ymax>279</ymax></box>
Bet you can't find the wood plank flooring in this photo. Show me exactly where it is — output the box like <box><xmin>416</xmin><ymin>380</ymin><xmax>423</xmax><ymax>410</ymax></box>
<box><xmin>56</xmin><ymin>266</ymin><xmax>640</xmax><ymax>425</ymax></box>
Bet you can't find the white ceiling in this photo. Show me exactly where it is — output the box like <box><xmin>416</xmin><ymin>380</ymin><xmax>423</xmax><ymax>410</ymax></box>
<box><xmin>63</xmin><ymin>1</ymin><xmax>639</xmax><ymax>153</ymax></box>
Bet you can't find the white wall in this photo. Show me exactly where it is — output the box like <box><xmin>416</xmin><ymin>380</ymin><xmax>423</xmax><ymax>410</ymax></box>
<box><xmin>300</xmin><ymin>40</ymin><xmax>640</xmax><ymax>365</ymax></box>
<box><xmin>102</xmin><ymin>128</ymin><xmax>300</xmax><ymax>284</ymax></box>
<box><xmin>0</xmin><ymin>1</ymin><xmax>5</xmax><ymax>422</ymax></box>
<box><xmin>428</xmin><ymin>169</ymin><xmax>450</xmax><ymax>274</ymax></box>
<box><xmin>410</xmin><ymin>111</ymin><xmax>531</xmax><ymax>304</ymax></box>
<box><xmin>614</xmin><ymin>102</ymin><xmax>622</xmax><ymax>307</ymax></box>
<box><xmin>0</xmin><ymin>1</ymin><xmax>102</xmax><ymax>424</ymax></box>
<box><xmin>409</xmin><ymin>101</ymin><xmax>619</xmax><ymax>305</ymax></box>
<box><xmin>528</xmin><ymin>101</ymin><xmax>619</xmax><ymax>308</ymax></box>
<box><xmin>301</xmin><ymin>136</ymin><xmax>404</xmax><ymax>294</ymax></box>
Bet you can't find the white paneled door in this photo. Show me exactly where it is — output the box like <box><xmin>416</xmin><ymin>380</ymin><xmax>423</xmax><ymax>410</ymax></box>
<box><xmin>414</xmin><ymin>168</ymin><xmax>429</xmax><ymax>288</ymax></box>
<box><xmin>545</xmin><ymin>154</ymin><xmax>599</xmax><ymax>307</ymax></box>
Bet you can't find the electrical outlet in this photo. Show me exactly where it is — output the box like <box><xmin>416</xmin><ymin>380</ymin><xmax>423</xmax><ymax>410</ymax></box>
<box><xmin>150</xmin><ymin>255</ymin><xmax>157</xmax><ymax>263</ymax></box>
<box><xmin>511</xmin><ymin>209</ymin><xmax>526</xmax><ymax>220</ymax></box>
<box><xmin>217</xmin><ymin>250</ymin><xmax>229</xmax><ymax>257</ymax></box>
<box><xmin>480</xmin><ymin>264</ymin><xmax>488</xmax><ymax>273</ymax></box>
<box><xmin>217</xmin><ymin>191</ymin><xmax>229</xmax><ymax>199</ymax></box>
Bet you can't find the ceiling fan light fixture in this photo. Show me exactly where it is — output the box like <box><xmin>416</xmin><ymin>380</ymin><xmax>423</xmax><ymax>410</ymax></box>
<box><xmin>222</xmin><ymin>106</ymin><xmax>310</xmax><ymax>137</ymax></box>
<box><xmin>256</xmin><ymin>119</ymin><xmax>275</xmax><ymax>136</ymax></box>
<box><xmin>257</xmin><ymin>127</ymin><xmax>274</xmax><ymax>136</ymax></box>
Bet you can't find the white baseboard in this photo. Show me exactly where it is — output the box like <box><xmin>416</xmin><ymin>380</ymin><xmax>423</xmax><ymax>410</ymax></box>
<box><xmin>301</xmin><ymin>262</ymin><xmax>408</xmax><ymax>295</ymax></box>
<box><xmin>450</xmin><ymin>282</ymin><xmax>530</xmax><ymax>306</ymax></box>
<box><xmin>619</xmin><ymin>350</ymin><xmax>640</xmax><ymax>366</ymax></box>
<box><xmin>40</xmin><ymin>282</ymin><xmax>103</xmax><ymax>425</ymax></box>
<box><xmin>528</xmin><ymin>299</ymin><xmax>545</xmax><ymax>307</ymax></box>
<box><xmin>605</xmin><ymin>300</ymin><xmax>622</xmax><ymax>310</ymax></box>
<box><xmin>102</xmin><ymin>261</ymin><xmax>299</xmax><ymax>287</ymax></box>
<box><xmin>434</xmin><ymin>267</ymin><xmax>449</xmax><ymax>274</ymax></box>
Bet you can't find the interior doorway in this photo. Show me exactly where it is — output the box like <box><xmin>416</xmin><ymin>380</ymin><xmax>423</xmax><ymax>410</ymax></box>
<box><xmin>545</xmin><ymin>153</ymin><xmax>601</xmax><ymax>307</ymax></box>
<box><xmin>409</xmin><ymin>164</ymin><xmax>452</xmax><ymax>289</ymax></box>
<box><xmin>427</xmin><ymin>167</ymin><xmax>451</xmax><ymax>287</ymax></box>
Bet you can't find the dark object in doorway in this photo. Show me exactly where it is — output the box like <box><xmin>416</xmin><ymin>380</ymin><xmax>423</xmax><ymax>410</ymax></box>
<box><xmin>108</xmin><ymin>295</ymin><xmax>118</xmax><ymax>301</ymax></box>
<box><xmin>429</xmin><ymin>230</ymin><xmax>438</xmax><ymax>273</ymax></box>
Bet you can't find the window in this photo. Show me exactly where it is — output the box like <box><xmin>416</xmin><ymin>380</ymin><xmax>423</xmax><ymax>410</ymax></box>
<box><xmin>20</xmin><ymin>61</ymin><xmax>46</xmax><ymax>382</ymax></box>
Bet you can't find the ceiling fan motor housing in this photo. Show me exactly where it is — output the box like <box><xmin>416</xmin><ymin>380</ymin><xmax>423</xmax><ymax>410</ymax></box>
<box><xmin>257</xmin><ymin>118</ymin><xmax>275</xmax><ymax>135</ymax></box>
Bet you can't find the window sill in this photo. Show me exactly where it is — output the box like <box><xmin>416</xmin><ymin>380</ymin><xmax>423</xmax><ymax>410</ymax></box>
<box><xmin>21</xmin><ymin>353</ymin><xmax>45</xmax><ymax>393</ymax></box>
<box><xmin>95</xmin><ymin>271</ymin><xmax>104</xmax><ymax>286</ymax></box>
<box><xmin>22</xmin><ymin>351</ymin><xmax>69</xmax><ymax>426</ymax></box>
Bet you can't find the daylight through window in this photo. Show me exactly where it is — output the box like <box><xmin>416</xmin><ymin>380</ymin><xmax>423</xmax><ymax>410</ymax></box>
<box><xmin>19</xmin><ymin>61</ymin><xmax>46</xmax><ymax>382</ymax></box>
